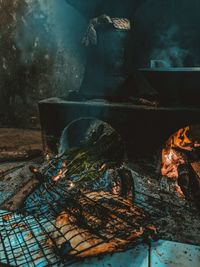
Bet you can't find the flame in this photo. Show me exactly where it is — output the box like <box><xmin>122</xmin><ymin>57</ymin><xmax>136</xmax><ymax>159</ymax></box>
<box><xmin>161</xmin><ymin>148</ymin><xmax>184</xmax><ymax>179</ymax></box>
<box><xmin>167</xmin><ymin>126</ymin><xmax>193</xmax><ymax>151</ymax></box>
<box><xmin>161</xmin><ymin>127</ymin><xmax>193</xmax><ymax>180</ymax></box>
<box><xmin>52</xmin><ymin>162</ymin><xmax>68</xmax><ymax>182</ymax></box>
<box><xmin>53</xmin><ymin>169</ymin><xmax>63</xmax><ymax>182</ymax></box>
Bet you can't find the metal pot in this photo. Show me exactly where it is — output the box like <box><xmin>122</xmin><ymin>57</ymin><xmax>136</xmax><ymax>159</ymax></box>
<box><xmin>139</xmin><ymin>67</ymin><xmax>200</xmax><ymax>106</ymax></box>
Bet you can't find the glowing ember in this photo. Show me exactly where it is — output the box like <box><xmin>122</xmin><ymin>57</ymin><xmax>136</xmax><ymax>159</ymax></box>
<box><xmin>29</xmin><ymin>166</ymin><xmax>40</xmax><ymax>174</ymax></box>
<box><xmin>161</xmin><ymin>127</ymin><xmax>194</xmax><ymax>179</ymax></box>
<box><xmin>99</xmin><ymin>163</ymin><xmax>107</xmax><ymax>172</ymax></box>
<box><xmin>52</xmin><ymin>169</ymin><xmax>63</xmax><ymax>182</ymax></box>
<box><xmin>2</xmin><ymin>214</ymin><xmax>12</xmax><ymax>222</ymax></box>
<box><xmin>161</xmin><ymin>126</ymin><xmax>200</xmax><ymax>196</ymax></box>
<box><xmin>161</xmin><ymin>147</ymin><xmax>185</xmax><ymax>179</ymax></box>
<box><xmin>175</xmin><ymin>184</ymin><xmax>185</xmax><ymax>198</ymax></box>
<box><xmin>69</xmin><ymin>182</ymin><xmax>75</xmax><ymax>188</ymax></box>
<box><xmin>52</xmin><ymin>162</ymin><xmax>68</xmax><ymax>182</ymax></box>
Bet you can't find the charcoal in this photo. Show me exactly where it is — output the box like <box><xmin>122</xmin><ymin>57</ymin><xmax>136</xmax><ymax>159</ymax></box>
<box><xmin>178</xmin><ymin>164</ymin><xmax>190</xmax><ymax>197</ymax></box>
<box><xmin>190</xmin><ymin>162</ymin><xmax>200</xmax><ymax>209</ymax></box>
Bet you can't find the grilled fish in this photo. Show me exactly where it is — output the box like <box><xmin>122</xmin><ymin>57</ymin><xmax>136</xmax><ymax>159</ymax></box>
<box><xmin>49</xmin><ymin>191</ymin><xmax>153</xmax><ymax>258</ymax></box>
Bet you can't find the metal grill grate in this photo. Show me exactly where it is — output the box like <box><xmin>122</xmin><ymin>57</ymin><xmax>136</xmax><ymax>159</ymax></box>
<box><xmin>0</xmin><ymin>160</ymin><xmax>176</xmax><ymax>267</ymax></box>
<box><xmin>0</xmin><ymin>183</ymin><xmax>169</xmax><ymax>267</ymax></box>
<box><xmin>0</xmin><ymin>210</ymin><xmax>62</xmax><ymax>266</ymax></box>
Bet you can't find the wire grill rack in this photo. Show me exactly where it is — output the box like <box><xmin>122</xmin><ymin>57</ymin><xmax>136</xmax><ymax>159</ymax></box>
<box><xmin>0</xmin><ymin>180</ymin><xmax>169</xmax><ymax>267</ymax></box>
<box><xmin>0</xmin><ymin>161</ymin><xmax>176</xmax><ymax>267</ymax></box>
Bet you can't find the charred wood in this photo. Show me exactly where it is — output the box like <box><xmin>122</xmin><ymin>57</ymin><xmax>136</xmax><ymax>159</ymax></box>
<box><xmin>0</xmin><ymin>149</ymin><xmax>42</xmax><ymax>162</ymax></box>
<box><xmin>178</xmin><ymin>164</ymin><xmax>190</xmax><ymax>198</ymax></box>
<box><xmin>190</xmin><ymin>162</ymin><xmax>200</xmax><ymax>210</ymax></box>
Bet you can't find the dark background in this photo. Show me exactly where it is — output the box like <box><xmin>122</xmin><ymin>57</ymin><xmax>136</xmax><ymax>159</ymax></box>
<box><xmin>0</xmin><ymin>0</ymin><xmax>200</xmax><ymax>128</ymax></box>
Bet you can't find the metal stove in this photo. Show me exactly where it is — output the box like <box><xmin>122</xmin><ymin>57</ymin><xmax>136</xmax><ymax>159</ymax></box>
<box><xmin>39</xmin><ymin>97</ymin><xmax>200</xmax><ymax>157</ymax></box>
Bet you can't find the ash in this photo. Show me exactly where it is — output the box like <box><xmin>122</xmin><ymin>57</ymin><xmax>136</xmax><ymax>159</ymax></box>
<box><xmin>128</xmin><ymin>159</ymin><xmax>200</xmax><ymax>246</ymax></box>
<box><xmin>1</xmin><ymin>156</ymin><xmax>200</xmax><ymax>248</ymax></box>
<box><xmin>0</xmin><ymin>157</ymin><xmax>200</xmax><ymax>266</ymax></box>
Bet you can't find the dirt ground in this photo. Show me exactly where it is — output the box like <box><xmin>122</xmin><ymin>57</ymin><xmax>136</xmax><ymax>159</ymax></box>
<box><xmin>0</xmin><ymin>128</ymin><xmax>200</xmax><ymax>247</ymax></box>
<box><xmin>0</xmin><ymin>128</ymin><xmax>43</xmax><ymax>208</ymax></box>
<box><xmin>0</xmin><ymin>128</ymin><xmax>43</xmax><ymax>161</ymax></box>
<box><xmin>0</xmin><ymin>128</ymin><xmax>42</xmax><ymax>151</ymax></box>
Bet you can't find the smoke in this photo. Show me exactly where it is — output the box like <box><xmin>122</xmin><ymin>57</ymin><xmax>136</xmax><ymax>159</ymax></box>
<box><xmin>16</xmin><ymin>0</ymin><xmax>87</xmax><ymax>94</ymax></box>
<box><xmin>150</xmin><ymin>25</ymin><xmax>190</xmax><ymax>67</ymax></box>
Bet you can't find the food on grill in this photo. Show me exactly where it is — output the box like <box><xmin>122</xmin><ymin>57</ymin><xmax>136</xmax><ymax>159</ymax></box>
<box><xmin>50</xmin><ymin>191</ymin><xmax>153</xmax><ymax>258</ymax></box>
<box><xmin>55</xmin><ymin>121</ymin><xmax>125</xmax><ymax>184</ymax></box>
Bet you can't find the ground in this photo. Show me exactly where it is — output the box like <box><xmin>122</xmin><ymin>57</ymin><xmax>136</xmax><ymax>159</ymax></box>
<box><xmin>0</xmin><ymin>127</ymin><xmax>200</xmax><ymax>248</ymax></box>
<box><xmin>0</xmin><ymin>128</ymin><xmax>43</xmax><ymax>161</ymax></box>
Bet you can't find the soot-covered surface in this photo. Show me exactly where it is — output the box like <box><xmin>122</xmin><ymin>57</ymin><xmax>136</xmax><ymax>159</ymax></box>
<box><xmin>0</xmin><ymin>159</ymin><xmax>200</xmax><ymax>266</ymax></box>
<box><xmin>0</xmin><ymin>126</ymin><xmax>200</xmax><ymax>266</ymax></box>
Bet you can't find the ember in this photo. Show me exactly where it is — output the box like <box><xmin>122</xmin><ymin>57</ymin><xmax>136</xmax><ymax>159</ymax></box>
<box><xmin>1</xmin><ymin>124</ymin><xmax>200</xmax><ymax>265</ymax></box>
<box><xmin>161</xmin><ymin>126</ymin><xmax>200</xmax><ymax>202</ymax></box>
<box><xmin>162</xmin><ymin>126</ymin><xmax>194</xmax><ymax>180</ymax></box>
<box><xmin>0</xmin><ymin>122</ymin><xmax>156</xmax><ymax>264</ymax></box>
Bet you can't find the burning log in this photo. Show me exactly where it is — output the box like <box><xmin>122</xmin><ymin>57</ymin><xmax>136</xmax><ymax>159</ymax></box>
<box><xmin>161</xmin><ymin>127</ymin><xmax>194</xmax><ymax>179</ymax></box>
<box><xmin>177</xmin><ymin>164</ymin><xmax>190</xmax><ymax>197</ymax></box>
<box><xmin>177</xmin><ymin>161</ymin><xmax>200</xmax><ymax>209</ymax></box>
<box><xmin>160</xmin><ymin>127</ymin><xmax>194</xmax><ymax>197</ymax></box>
<box><xmin>190</xmin><ymin>162</ymin><xmax>200</xmax><ymax>209</ymax></box>
<box><xmin>161</xmin><ymin>127</ymin><xmax>195</xmax><ymax>174</ymax></box>
<box><xmin>161</xmin><ymin>126</ymin><xmax>200</xmax><ymax>201</ymax></box>
<box><xmin>161</xmin><ymin>127</ymin><xmax>199</xmax><ymax>181</ymax></box>
<box><xmin>161</xmin><ymin>147</ymin><xmax>186</xmax><ymax>180</ymax></box>
<box><xmin>168</xmin><ymin>127</ymin><xmax>194</xmax><ymax>152</ymax></box>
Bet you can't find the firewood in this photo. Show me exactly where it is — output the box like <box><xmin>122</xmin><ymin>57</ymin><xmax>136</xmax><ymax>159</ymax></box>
<box><xmin>0</xmin><ymin>149</ymin><xmax>42</xmax><ymax>162</ymax></box>
<box><xmin>178</xmin><ymin>164</ymin><xmax>190</xmax><ymax>197</ymax></box>
<box><xmin>1</xmin><ymin>178</ymin><xmax>39</xmax><ymax>211</ymax></box>
<box><xmin>190</xmin><ymin>162</ymin><xmax>200</xmax><ymax>209</ymax></box>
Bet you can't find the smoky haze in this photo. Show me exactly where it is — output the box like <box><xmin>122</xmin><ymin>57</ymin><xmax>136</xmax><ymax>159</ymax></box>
<box><xmin>17</xmin><ymin>0</ymin><xmax>86</xmax><ymax>93</ymax></box>
<box><xmin>17</xmin><ymin>0</ymin><xmax>200</xmax><ymax>91</ymax></box>
<box><xmin>134</xmin><ymin>0</ymin><xmax>200</xmax><ymax>67</ymax></box>
<box><xmin>1</xmin><ymin>0</ymin><xmax>200</xmax><ymax>127</ymax></box>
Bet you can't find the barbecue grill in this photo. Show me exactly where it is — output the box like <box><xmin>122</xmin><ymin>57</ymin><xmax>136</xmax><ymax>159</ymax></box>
<box><xmin>0</xmin><ymin>167</ymin><xmax>167</xmax><ymax>267</ymax></box>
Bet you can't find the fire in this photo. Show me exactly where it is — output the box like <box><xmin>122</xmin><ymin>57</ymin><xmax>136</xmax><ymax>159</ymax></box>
<box><xmin>161</xmin><ymin>126</ymin><xmax>200</xmax><ymax>198</ymax></box>
<box><xmin>161</xmin><ymin>148</ymin><xmax>185</xmax><ymax>179</ymax></box>
<box><xmin>167</xmin><ymin>126</ymin><xmax>193</xmax><ymax>151</ymax></box>
<box><xmin>161</xmin><ymin>127</ymin><xmax>193</xmax><ymax>180</ymax></box>
<box><xmin>52</xmin><ymin>162</ymin><xmax>68</xmax><ymax>182</ymax></box>
<box><xmin>53</xmin><ymin>169</ymin><xmax>63</xmax><ymax>182</ymax></box>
